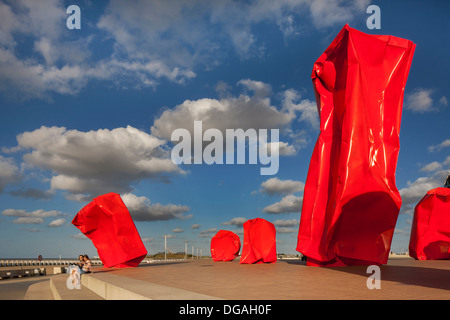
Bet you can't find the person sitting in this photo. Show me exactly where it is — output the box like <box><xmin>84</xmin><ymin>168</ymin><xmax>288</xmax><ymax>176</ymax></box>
<box><xmin>80</xmin><ymin>254</ymin><xmax>92</xmax><ymax>274</ymax></box>
<box><xmin>77</xmin><ymin>254</ymin><xmax>85</xmax><ymax>268</ymax></box>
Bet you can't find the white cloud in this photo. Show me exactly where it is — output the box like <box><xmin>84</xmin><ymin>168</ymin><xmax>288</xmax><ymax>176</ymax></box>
<box><xmin>420</xmin><ymin>161</ymin><xmax>442</xmax><ymax>172</ymax></box>
<box><xmin>263</xmin><ymin>194</ymin><xmax>303</xmax><ymax>214</ymax></box>
<box><xmin>259</xmin><ymin>177</ymin><xmax>304</xmax><ymax>196</ymax></box>
<box><xmin>0</xmin><ymin>155</ymin><xmax>21</xmax><ymax>193</ymax></box>
<box><xmin>272</xmin><ymin>218</ymin><xmax>299</xmax><ymax>227</ymax></box>
<box><xmin>275</xmin><ymin>227</ymin><xmax>298</xmax><ymax>234</ymax></box>
<box><xmin>221</xmin><ymin>217</ymin><xmax>247</xmax><ymax>226</ymax></box>
<box><xmin>0</xmin><ymin>0</ymin><xmax>370</xmax><ymax>100</ymax></box>
<box><xmin>428</xmin><ymin>139</ymin><xmax>450</xmax><ymax>152</ymax></box>
<box><xmin>48</xmin><ymin>218</ymin><xmax>66</xmax><ymax>227</ymax></box>
<box><xmin>10</xmin><ymin>126</ymin><xmax>182</xmax><ymax>198</ymax></box>
<box><xmin>399</xmin><ymin>165</ymin><xmax>449</xmax><ymax>215</ymax></box>
<box><xmin>71</xmin><ymin>233</ymin><xmax>88</xmax><ymax>240</ymax></box>
<box><xmin>199</xmin><ymin>228</ymin><xmax>218</xmax><ymax>238</ymax></box>
<box><xmin>1</xmin><ymin>208</ymin><xmax>63</xmax><ymax>218</ymax></box>
<box><xmin>309</xmin><ymin>0</ymin><xmax>369</xmax><ymax>28</ymax></box>
<box><xmin>282</xmin><ymin>89</ymin><xmax>318</xmax><ymax>128</ymax></box>
<box><xmin>13</xmin><ymin>217</ymin><xmax>43</xmax><ymax>224</ymax></box>
<box><xmin>151</xmin><ymin>80</ymin><xmax>295</xmax><ymax>140</ymax></box>
<box><xmin>1</xmin><ymin>208</ymin><xmax>64</xmax><ymax>225</ymax></box>
<box><xmin>405</xmin><ymin>88</ymin><xmax>435</xmax><ymax>113</ymax></box>
<box><xmin>151</xmin><ymin>80</ymin><xmax>315</xmax><ymax>159</ymax></box>
<box><xmin>121</xmin><ymin>193</ymin><xmax>191</xmax><ymax>222</ymax></box>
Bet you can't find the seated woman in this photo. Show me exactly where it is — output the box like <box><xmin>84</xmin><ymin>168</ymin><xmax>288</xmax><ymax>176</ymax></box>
<box><xmin>77</xmin><ymin>254</ymin><xmax>85</xmax><ymax>268</ymax></box>
<box><xmin>80</xmin><ymin>254</ymin><xmax>92</xmax><ymax>274</ymax></box>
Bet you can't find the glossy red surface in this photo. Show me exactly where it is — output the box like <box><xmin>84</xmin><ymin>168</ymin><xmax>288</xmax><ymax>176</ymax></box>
<box><xmin>210</xmin><ymin>230</ymin><xmax>241</xmax><ymax>262</ymax></box>
<box><xmin>72</xmin><ymin>192</ymin><xmax>147</xmax><ymax>268</ymax></box>
<box><xmin>297</xmin><ymin>24</ymin><xmax>416</xmax><ymax>266</ymax></box>
<box><xmin>240</xmin><ymin>218</ymin><xmax>277</xmax><ymax>264</ymax></box>
<box><xmin>409</xmin><ymin>187</ymin><xmax>450</xmax><ymax>260</ymax></box>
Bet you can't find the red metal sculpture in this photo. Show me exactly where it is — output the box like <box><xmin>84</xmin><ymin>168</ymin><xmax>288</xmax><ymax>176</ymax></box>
<box><xmin>72</xmin><ymin>192</ymin><xmax>147</xmax><ymax>268</ymax></box>
<box><xmin>409</xmin><ymin>187</ymin><xmax>450</xmax><ymax>260</ymax></box>
<box><xmin>240</xmin><ymin>218</ymin><xmax>277</xmax><ymax>264</ymax></box>
<box><xmin>210</xmin><ymin>230</ymin><xmax>241</xmax><ymax>261</ymax></box>
<box><xmin>296</xmin><ymin>24</ymin><xmax>416</xmax><ymax>266</ymax></box>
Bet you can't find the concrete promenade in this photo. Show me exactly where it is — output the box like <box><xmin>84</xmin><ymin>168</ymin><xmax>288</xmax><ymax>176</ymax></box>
<box><xmin>14</xmin><ymin>256</ymin><xmax>450</xmax><ymax>300</ymax></box>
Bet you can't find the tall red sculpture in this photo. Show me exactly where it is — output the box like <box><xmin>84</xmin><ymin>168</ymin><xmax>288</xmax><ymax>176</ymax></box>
<box><xmin>296</xmin><ymin>24</ymin><xmax>415</xmax><ymax>267</ymax></box>
<box><xmin>409</xmin><ymin>187</ymin><xmax>450</xmax><ymax>260</ymax></box>
<box><xmin>72</xmin><ymin>192</ymin><xmax>147</xmax><ymax>268</ymax></box>
<box><xmin>240</xmin><ymin>218</ymin><xmax>277</xmax><ymax>264</ymax></box>
<box><xmin>210</xmin><ymin>230</ymin><xmax>241</xmax><ymax>261</ymax></box>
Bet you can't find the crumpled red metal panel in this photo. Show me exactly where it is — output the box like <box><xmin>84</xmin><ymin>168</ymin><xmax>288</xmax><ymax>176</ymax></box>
<box><xmin>240</xmin><ymin>218</ymin><xmax>277</xmax><ymax>264</ymax></box>
<box><xmin>72</xmin><ymin>192</ymin><xmax>147</xmax><ymax>268</ymax></box>
<box><xmin>210</xmin><ymin>230</ymin><xmax>241</xmax><ymax>261</ymax></box>
<box><xmin>296</xmin><ymin>24</ymin><xmax>415</xmax><ymax>267</ymax></box>
<box><xmin>409</xmin><ymin>187</ymin><xmax>450</xmax><ymax>260</ymax></box>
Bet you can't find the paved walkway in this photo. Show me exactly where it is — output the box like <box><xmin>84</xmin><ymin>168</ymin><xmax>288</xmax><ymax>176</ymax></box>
<box><xmin>2</xmin><ymin>256</ymin><xmax>449</xmax><ymax>300</ymax></box>
<box><xmin>85</xmin><ymin>257</ymin><xmax>449</xmax><ymax>300</ymax></box>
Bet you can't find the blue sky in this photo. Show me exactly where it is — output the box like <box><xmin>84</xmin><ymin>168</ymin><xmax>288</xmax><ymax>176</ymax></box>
<box><xmin>0</xmin><ymin>0</ymin><xmax>448</xmax><ymax>259</ymax></box>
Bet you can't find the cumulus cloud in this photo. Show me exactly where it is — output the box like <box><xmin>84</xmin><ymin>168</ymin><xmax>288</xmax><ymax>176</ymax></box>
<box><xmin>273</xmin><ymin>218</ymin><xmax>300</xmax><ymax>233</ymax></box>
<box><xmin>0</xmin><ymin>155</ymin><xmax>21</xmax><ymax>193</ymax></box>
<box><xmin>48</xmin><ymin>218</ymin><xmax>66</xmax><ymax>227</ymax></box>
<box><xmin>259</xmin><ymin>177</ymin><xmax>304</xmax><ymax>196</ymax></box>
<box><xmin>121</xmin><ymin>193</ymin><xmax>191</xmax><ymax>222</ymax></box>
<box><xmin>71</xmin><ymin>233</ymin><xmax>88</xmax><ymax>240</ymax></box>
<box><xmin>151</xmin><ymin>80</ymin><xmax>316</xmax><ymax>161</ymax></box>
<box><xmin>9</xmin><ymin>126</ymin><xmax>182</xmax><ymax>199</ymax></box>
<box><xmin>399</xmin><ymin>163</ymin><xmax>449</xmax><ymax>215</ymax></box>
<box><xmin>272</xmin><ymin>218</ymin><xmax>299</xmax><ymax>227</ymax></box>
<box><xmin>199</xmin><ymin>228</ymin><xmax>218</xmax><ymax>238</ymax></box>
<box><xmin>152</xmin><ymin>80</ymin><xmax>294</xmax><ymax>139</ymax></box>
<box><xmin>263</xmin><ymin>194</ymin><xmax>303</xmax><ymax>214</ymax></box>
<box><xmin>13</xmin><ymin>217</ymin><xmax>43</xmax><ymax>224</ymax></box>
<box><xmin>1</xmin><ymin>208</ymin><xmax>63</xmax><ymax>218</ymax></box>
<box><xmin>7</xmin><ymin>188</ymin><xmax>54</xmax><ymax>200</ymax></box>
<box><xmin>282</xmin><ymin>89</ymin><xmax>318</xmax><ymax>128</ymax></box>
<box><xmin>405</xmin><ymin>88</ymin><xmax>435</xmax><ymax>113</ymax></box>
<box><xmin>428</xmin><ymin>139</ymin><xmax>450</xmax><ymax>152</ymax></box>
<box><xmin>0</xmin><ymin>0</ymin><xmax>369</xmax><ymax>100</ymax></box>
<box><xmin>221</xmin><ymin>217</ymin><xmax>248</xmax><ymax>226</ymax></box>
<box><xmin>1</xmin><ymin>208</ymin><xmax>64</xmax><ymax>225</ymax></box>
<box><xmin>420</xmin><ymin>161</ymin><xmax>442</xmax><ymax>172</ymax></box>
<box><xmin>309</xmin><ymin>0</ymin><xmax>369</xmax><ymax>28</ymax></box>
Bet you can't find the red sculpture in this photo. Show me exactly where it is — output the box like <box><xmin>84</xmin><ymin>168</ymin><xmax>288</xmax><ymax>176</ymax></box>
<box><xmin>296</xmin><ymin>24</ymin><xmax>415</xmax><ymax>267</ymax></box>
<box><xmin>210</xmin><ymin>230</ymin><xmax>241</xmax><ymax>261</ymax></box>
<box><xmin>240</xmin><ymin>218</ymin><xmax>277</xmax><ymax>264</ymax></box>
<box><xmin>72</xmin><ymin>192</ymin><xmax>147</xmax><ymax>268</ymax></box>
<box><xmin>409</xmin><ymin>188</ymin><xmax>450</xmax><ymax>260</ymax></box>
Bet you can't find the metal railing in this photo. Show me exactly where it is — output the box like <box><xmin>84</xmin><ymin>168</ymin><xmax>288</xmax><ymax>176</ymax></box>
<box><xmin>0</xmin><ymin>259</ymin><xmax>103</xmax><ymax>267</ymax></box>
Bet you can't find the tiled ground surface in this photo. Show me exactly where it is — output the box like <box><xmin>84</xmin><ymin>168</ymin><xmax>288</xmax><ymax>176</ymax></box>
<box><xmin>89</xmin><ymin>257</ymin><xmax>450</xmax><ymax>300</ymax></box>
